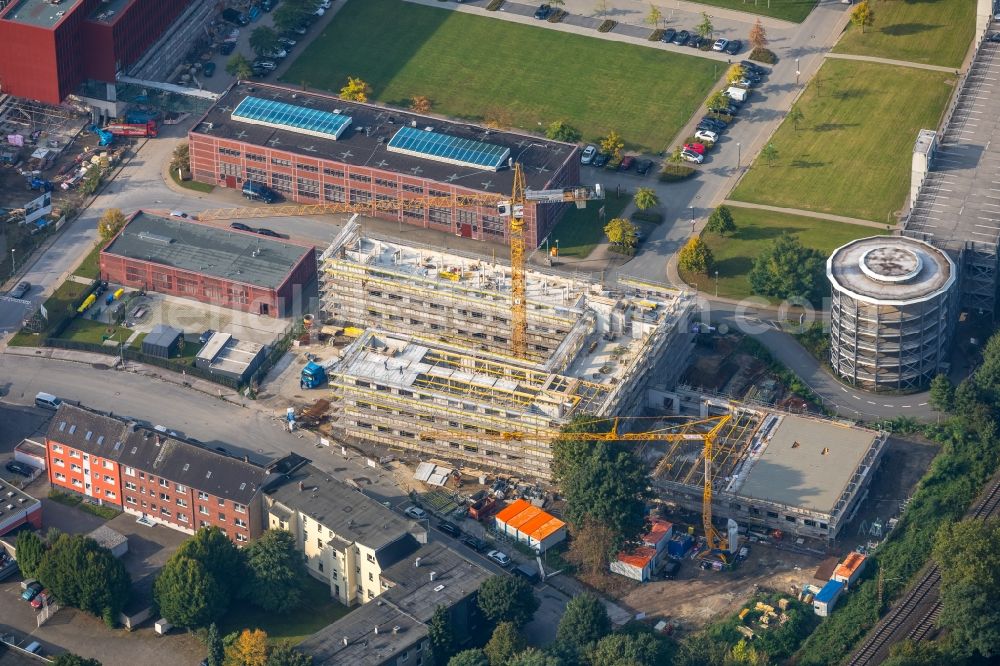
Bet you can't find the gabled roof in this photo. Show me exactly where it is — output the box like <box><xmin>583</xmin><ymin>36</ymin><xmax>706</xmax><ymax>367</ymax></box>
<box><xmin>494</xmin><ymin>499</ymin><xmax>566</xmax><ymax>541</ymax></box>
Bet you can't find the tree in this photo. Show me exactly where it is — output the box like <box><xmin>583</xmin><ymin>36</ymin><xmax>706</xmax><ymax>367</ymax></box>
<box><xmin>508</xmin><ymin>649</ymin><xmax>562</xmax><ymax>666</ymax></box>
<box><xmin>410</xmin><ymin>95</ymin><xmax>432</xmax><ymax>114</ymax></box>
<box><xmin>929</xmin><ymin>374</ymin><xmax>955</xmax><ymax>412</ymax></box>
<box><xmin>243</xmin><ymin>530</ymin><xmax>304</xmax><ymax>613</ymax></box>
<box><xmin>851</xmin><ymin>0</ymin><xmax>874</xmax><ymax>34</ymax></box>
<box><xmin>340</xmin><ymin>77</ymin><xmax>371</xmax><ymax>102</ymax></box>
<box><xmin>645</xmin><ymin>5</ymin><xmax>664</xmax><ymax>30</ymax></box>
<box><xmin>725</xmin><ymin>639</ymin><xmax>768</xmax><ymax>665</ymax></box>
<box><xmin>604</xmin><ymin>218</ymin><xmax>638</xmax><ymax>252</ymax></box>
<box><xmin>15</xmin><ymin>530</ymin><xmax>46</xmax><ymax>578</ymax></box>
<box><xmin>207</xmin><ymin>623</ymin><xmax>225</xmax><ymax>666</ymax></box>
<box><xmin>51</xmin><ymin>656</ymin><xmax>102</xmax><ymax>666</ymax></box>
<box><xmin>696</xmin><ymin>12</ymin><xmax>714</xmax><ymax>40</ymax></box>
<box><xmin>266</xmin><ymin>642</ymin><xmax>313</xmax><ymax>666</ymax></box>
<box><xmin>170</xmin><ymin>142</ymin><xmax>190</xmax><ymax>175</ymax></box>
<box><xmin>788</xmin><ymin>105</ymin><xmax>805</xmax><ymax>131</ymax></box>
<box><xmin>883</xmin><ymin>640</ymin><xmax>951</xmax><ymax>666</ymax></box>
<box><xmin>591</xmin><ymin>632</ymin><xmax>670</xmax><ymax>666</ymax></box>
<box><xmin>545</xmin><ymin>120</ymin><xmax>581</xmax><ymax>143</ymax></box>
<box><xmin>429</xmin><ymin>605</ymin><xmax>456</xmax><ymax>663</ymax></box>
<box><xmin>98</xmin><ymin>208</ymin><xmax>128</xmax><ymax>240</ymax></box>
<box><xmin>600</xmin><ymin>130</ymin><xmax>624</xmax><ymax>161</ymax></box>
<box><xmin>449</xmin><ymin>650</ymin><xmax>489</xmax><ymax>666</ymax></box>
<box><xmin>154</xmin><ymin>556</ymin><xmax>227</xmax><ymax>628</ymax></box>
<box><xmin>224</xmin><ymin>629</ymin><xmax>269</xmax><ymax>666</ymax></box>
<box><xmin>273</xmin><ymin>3</ymin><xmax>310</xmax><ymax>33</ymax></box>
<box><xmin>568</xmin><ymin>517</ymin><xmax>618</xmax><ymax>576</ymax></box>
<box><xmin>249</xmin><ymin>26</ymin><xmax>280</xmax><ymax>57</ymax></box>
<box><xmin>668</xmin><ymin>146</ymin><xmax>684</xmax><ymax>165</ymax></box>
<box><xmin>36</xmin><ymin>534</ymin><xmax>130</xmax><ymax>624</ymax></box>
<box><xmin>226</xmin><ymin>54</ymin><xmax>253</xmax><ymax>81</ymax></box>
<box><xmin>706</xmin><ymin>91</ymin><xmax>727</xmax><ymax>113</ymax></box>
<box><xmin>748</xmin><ymin>18</ymin><xmax>768</xmax><ymax>50</ymax></box>
<box><xmin>484</xmin><ymin>622</ymin><xmax>525</xmax><ymax>666</ymax></box>
<box><xmin>556</xmin><ymin>594</ymin><xmax>610</xmax><ymax>653</ymax></box>
<box><xmin>678</xmin><ymin>236</ymin><xmax>714</xmax><ymax>275</ymax></box>
<box><xmin>727</xmin><ymin>64</ymin><xmax>745</xmax><ymax>84</ymax></box>
<box><xmin>933</xmin><ymin>518</ymin><xmax>1000</xmax><ymax>658</ymax></box>
<box><xmin>705</xmin><ymin>205</ymin><xmax>736</xmax><ymax>236</ymax></box>
<box><xmin>748</xmin><ymin>234</ymin><xmax>825</xmax><ymax>303</ymax></box>
<box><xmin>633</xmin><ymin>187</ymin><xmax>659</xmax><ymax>211</ymax></box>
<box><xmin>477</xmin><ymin>576</ymin><xmax>539</xmax><ymax>627</ymax></box>
<box><xmin>760</xmin><ymin>142</ymin><xmax>778</xmax><ymax>166</ymax></box>
<box><xmin>176</xmin><ymin>527</ymin><xmax>244</xmax><ymax>601</ymax></box>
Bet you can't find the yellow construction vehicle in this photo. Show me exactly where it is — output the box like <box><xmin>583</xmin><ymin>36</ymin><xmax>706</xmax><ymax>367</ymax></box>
<box><xmin>193</xmin><ymin>165</ymin><xmax>603</xmax><ymax>359</ymax></box>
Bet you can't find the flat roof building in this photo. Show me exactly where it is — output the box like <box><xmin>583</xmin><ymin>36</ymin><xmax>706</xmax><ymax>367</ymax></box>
<box><xmin>0</xmin><ymin>476</ymin><xmax>42</xmax><ymax>537</ymax></box>
<box><xmin>100</xmin><ymin>211</ymin><xmax>316</xmax><ymax>316</ymax></box>
<box><xmin>195</xmin><ymin>332</ymin><xmax>267</xmax><ymax>384</ymax></box>
<box><xmin>189</xmin><ymin>81</ymin><xmax>582</xmax><ymax>249</ymax></box>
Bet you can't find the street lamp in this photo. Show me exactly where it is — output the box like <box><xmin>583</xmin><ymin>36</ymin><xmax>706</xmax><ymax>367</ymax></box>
<box><xmin>10</xmin><ymin>248</ymin><xmax>14</xmax><ymax>274</ymax></box>
<box><xmin>715</xmin><ymin>270</ymin><xmax>719</xmax><ymax>297</ymax></box>
<box><xmin>689</xmin><ymin>205</ymin><xmax>695</xmax><ymax>233</ymax></box>
<box><xmin>796</xmin><ymin>58</ymin><xmax>801</xmax><ymax>86</ymax></box>
<box><xmin>737</xmin><ymin>142</ymin><xmax>741</xmax><ymax>169</ymax></box>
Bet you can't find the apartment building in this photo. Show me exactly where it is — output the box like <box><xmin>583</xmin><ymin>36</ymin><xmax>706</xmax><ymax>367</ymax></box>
<box><xmin>46</xmin><ymin>404</ymin><xmax>269</xmax><ymax>544</ymax></box>
<box><xmin>263</xmin><ymin>460</ymin><xmax>426</xmax><ymax>606</ymax></box>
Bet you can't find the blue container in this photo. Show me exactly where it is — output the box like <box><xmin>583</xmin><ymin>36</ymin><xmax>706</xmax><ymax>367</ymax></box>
<box><xmin>667</xmin><ymin>534</ymin><xmax>693</xmax><ymax>558</ymax></box>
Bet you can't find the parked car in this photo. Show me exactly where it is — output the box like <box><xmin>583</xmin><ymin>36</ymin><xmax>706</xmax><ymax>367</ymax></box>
<box><xmin>687</xmin><ymin>34</ymin><xmax>704</xmax><ymax>48</ymax></box>
<box><xmin>261</xmin><ymin>0</ymin><xmax>275</xmax><ymax>11</ymax></box>
<box><xmin>198</xmin><ymin>330</ymin><xmax>215</xmax><ymax>344</ymax></box>
<box><xmin>580</xmin><ymin>145</ymin><xmax>597</xmax><ymax>165</ymax></box>
<box><xmin>618</xmin><ymin>155</ymin><xmax>635</xmax><ymax>171</ymax></box>
<box><xmin>694</xmin><ymin>129</ymin><xmax>718</xmax><ymax>143</ymax></box>
<box><xmin>222</xmin><ymin>8</ymin><xmax>248</xmax><ymax>25</ymax></box>
<box><xmin>438</xmin><ymin>521</ymin><xmax>462</xmax><ymax>538</ymax></box>
<box><xmin>681</xmin><ymin>150</ymin><xmax>703</xmax><ymax>164</ymax></box>
<box><xmin>461</xmin><ymin>535</ymin><xmax>489</xmax><ymax>552</ymax></box>
<box><xmin>320</xmin><ymin>0</ymin><xmax>332</xmax><ymax>8</ymax></box>
<box><xmin>314</xmin><ymin>7</ymin><xmax>325</xmax><ymax>16</ymax></box>
<box><xmin>592</xmin><ymin>152</ymin><xmax>611</xmax><ymax>168</ymax></box>
<box><xmin>263</xmin><ymin>48</ymin><xmax>288</xmax><ymax>59</ymax></box>
<box><xmin>287</xmin><ymin>24</ymin><xmax>308</xmax><ymax>35</ymax></box>
<box><xmin>661</xmin><ymin>28</ymin><xmax>677</xmax><ymax>43</ymax></box>
<box><xmin>169</xmin><ymin>210</ymin><xmax>189</xmax><ymax>218</ymax></box>
<box><xmin>700</xmin><ymin>116</ymin><xmax>727</xmax><ymax>130</ymax></box>
<box><xmin>724</xmin><ymin>39</ymin><xmax>742</xmax><ymax>55</ymax></box>
<box><xmin>738</xmin><ymin>76</ymin><xmax>760</xmax><ymax>88</ymax></box>
<box><xmin>30</xmin><ymin>590</ymin><xmax>52</xmax><ymax>609</ymax></box>
<box><xmin>487</xmin><ymin>550</ymin><xmax>511</xmax><ymax>567</ymax></box>
<box><xmin>5</xmin><ymin>461</ymin><xmax>34</xmax><ymax>477</ymax></box>
<box><xmin>635</xmin><ymin>159</ymin><xmax>654</xmax><ymax>175</ymax></box>
<box><xmin>202</xmin><ymin>62</ymin><xmax>216</xmax><ymax>77</ymax></box>
<box><xmin>534</xmin><ymin>4</ymin><xmax>552</xmax><ymax>19</ymax></box>
<box><xmin>672</xmin><ymin>30</ymin><xmax>690</xmax><ymax>45</ymax></box>
<box><xmin>662</xmin><ymin>560</ymin><xmax>680</xmax><ymax>580</ymax></box>
<box><xmin>21</xmin><ymin>581</ymin><xmax>42</xmax><ymax>601</ymax></box>
<box><xmin>712</xmin><ymin>38</ymin><xmax>728</xmax><ymax>52</ymax></box>
<box><xmin>991</xmin><ymin>32</ymin><xmax>1000</xmax><ymax>42</ymax></box>
<box><xmin>683</xmin><ymin>142</ymin><xmax>706</xmax><ymax>155</ymax></box>
<box><xmin>741</xmin><ymin>60</ymin><xmax>767</xmax><ymax>75</ymax></box>
<box><xmin>242</xmin><ymin>181</ymin><xmax>279</xmax><ymax>203</ymax></box>
<box><xmin>255</xmin><ymin>227</ymin><xmax>280</xmax><ymax>237</ymax></box>
<box><xmin>404</xmin><ymin>506</ymin><xmax>428</xmax><ymax>520</ymax></box>
<box><xmin>219</xmin><ymin>41</ymin><xmax>236</xmax><ymax>55</ymax></box>
<box><xmin>9</xmin><ymin>281</ymin><xmax>30</xmax><ymax>298</ymax></box>
<box><xmin>512</xmin><ymin>563</ymin><xmax>541</xmax><ymax>584</ymax></box>
<box><xmin>252</xmin><ymin>59</ymin><xmax>278</xmax><ymax>71</ymax></box>
<box><xmin>278</xmin><ymin>36</ymin><xmax>297</xmax><ymax>47</ymax></box>
<box><xmin>230</xmin><ymin>222</ymin><xmax>253</xmax><ymax>232</ymax></box>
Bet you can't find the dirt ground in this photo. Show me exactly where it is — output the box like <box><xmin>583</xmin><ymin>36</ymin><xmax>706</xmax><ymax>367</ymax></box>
<box><xmin>620</xmin><ymin>542</ymin><xmax>824</xmax><ymax>630</ymax></box>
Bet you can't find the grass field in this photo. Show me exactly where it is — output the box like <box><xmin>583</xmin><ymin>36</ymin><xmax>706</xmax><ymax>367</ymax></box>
<box><xmin>833</xmin><ymin>0</ymin><xmax>974</xmax><ymax>68</ymax></box>
<box><xmin>547</xmin><ymin>193</ymin><xmax>629</xmax><ymax>258</ymax></box>
<box><xmin>678</xmin><ymin>206</ymin><xmax>878</xmax><ymax>299</ymax></box>
<box><xmin>220</xmin><ymin>576</ymin><xmax>351</xmax><ymax>645</ymax></box>
<box><xmin>730</xmin><ymin>60</ymin><xmax>955</xmax><ymax>222</ymax></box>
<box><xmin>681</xmin><ymin>0</ymin><xmax>817</xmax><ymax>23</ymax></box>
<box><xmin>171</xmin><ymin>170</ymin><xmax>214</xmax><ymax>194</ymax></box>
<box><xmin>73</xmin><ymin>242</ymin><xmax>102</xmax><ymax>279</ymax></box>
<box><xmin>281</xmin><ymin>0</ymin><xmax>718</xmax><ymax>153</ymax></box>
<box><xmin>58</xmin><ymin>318</ymin><xmax>144</xmax><ymax>348</ymax></box>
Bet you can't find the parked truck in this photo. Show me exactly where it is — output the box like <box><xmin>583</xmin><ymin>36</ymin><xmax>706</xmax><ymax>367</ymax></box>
<box><xmin>300</xmin><ymin>361</ymin><xmax>328</xmax><ymax>389</ymax></box>
<box><xmin>103</xmin><ymin>121</ymin><xmax>158</xmax><ymax>138</ymax></box>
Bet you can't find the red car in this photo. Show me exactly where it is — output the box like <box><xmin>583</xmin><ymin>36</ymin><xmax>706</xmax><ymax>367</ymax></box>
<box><xmin>618</xmin><ymin>155</ymin><xmax>635</xmax><ymax>171</ymax></box>
<box><xmin>683</xmin><ymin>142</ymin><xmax>706</xmax><ymax>155</ymax></box>
<box><xmin>30</xmin><ymin>589</ymin><xmax>52</xmax><ymax>609</ymax></box>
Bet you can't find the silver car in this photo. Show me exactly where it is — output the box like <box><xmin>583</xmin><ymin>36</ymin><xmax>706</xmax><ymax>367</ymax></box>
<box><xmin>9</xmin><ymin>281</ymin><xmax>30</xmax><ymax>299</ymax></box>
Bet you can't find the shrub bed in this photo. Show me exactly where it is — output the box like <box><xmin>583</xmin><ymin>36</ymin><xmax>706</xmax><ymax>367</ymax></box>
<box><xmin>485</xmin><ymin>0</ymin><xmax>504</xmax><ymax>10</ymax></box>
<box><xmin>749</xmin><ymin>47</ymin><xmax>777</xmax><ymax>64</ymax></box>
<box><xmin>649</xmin><ymin>29</ymin><xmax>665</xmax><ymax>41</ymax></box>
<box><xmin>632</xmin><ymin>210</ymin><xmax>664</xmax><ymax>224</ymax></box>
<box><xmin>597</xmin><ymin>20</ymin><xmax>616</xmax><ymax>32</ymax></box>
<box><xmin>547</xmin><ymin>9</ymin><xmax>567</xmax><ymax>22</ymax></box>
<box><xmin>659</xmin><ymin>164</ymin><xmax>696</xmax><ymax>182</ymax></box>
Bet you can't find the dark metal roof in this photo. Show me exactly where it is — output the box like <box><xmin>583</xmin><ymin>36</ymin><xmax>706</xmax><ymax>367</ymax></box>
<box><xmin>193</xmin><ymin>81</ymin><xmax>578</xmax><ymax>193</ymax></box>
<box><xmin>143</xmin><ymin>324</ymin><xmax>182</xmax><ymax>349</ymax></box>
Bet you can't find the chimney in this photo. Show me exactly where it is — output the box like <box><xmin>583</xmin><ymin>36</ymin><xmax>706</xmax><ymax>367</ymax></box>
<box><xmin>342</xmin><ymin>637</ymin><xmax>348</xmax><ymax>647</ymax></box>
<box><xmin>430</xmin><ymin>571</ymin><xmax>436</xmax><ymax>582</ymax></box>
<box><xmin>392</xmin><ymin>626</ymin><xmax>400</xmax><ymax>635</ymax></box>
<box><xmin>414</xmin><ymin>557</ymin><xmax>421</xmax><ymax>568</ymax></box>
<box><xmin>299</xmin><ymin>481</ymin><xmax>304</xmax><ymax>492</ymax></box>
<box><xmin>374</xmin><ymin>625</ymin><xmax>379</xmax><ymax>635</ymax></box>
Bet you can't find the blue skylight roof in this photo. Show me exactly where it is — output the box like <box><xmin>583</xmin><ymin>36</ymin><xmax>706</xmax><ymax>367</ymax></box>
<box><xmin>231</xmin><ymin>96</ymin><xmax>352</xmax><ymax>140</ymax></box>
<box><xmin>387</xmin><ymin>126</ymin><xmax>510</xmax><ymax>171</ymax></box>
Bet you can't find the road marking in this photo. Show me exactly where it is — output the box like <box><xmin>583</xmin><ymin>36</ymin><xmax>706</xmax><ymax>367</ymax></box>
<box><xmin>853</xmin><ymin>395</ymin><xmax>861</xmax><ymax>400</ymax></box>
<box><xmin>867</xmin><ymin>401</ymin><xmax>876</xmax><ymax>405</ymax></box>
<box><xmin>918</xmin><ymin>402</ymin><xmax>928</xmax><ymax>406</ymax></box>
<box><xmin>840</xmin><ymin>387</ymin><xmax>848</xmax><ymax>393</ymax></box>
<box><xmin>884</xmin><ymin>404</ymin><xmax>894</xmax><ymax>407</ymax></box>
<box><xmin>901</xmin><ymin>405</ymin><xmax>912</xmax><ymax>408</ymax></box>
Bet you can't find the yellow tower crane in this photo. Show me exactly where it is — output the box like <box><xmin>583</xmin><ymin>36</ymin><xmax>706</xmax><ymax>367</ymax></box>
<box><xmin>421</xmin><ymin>413</ymin><xmax>734</xmax><ymax>556</ymax></box>
<box><xmin>194</xmin><ymin>166</ymin><xmax>602</xmax><ymax>360</ymax></box>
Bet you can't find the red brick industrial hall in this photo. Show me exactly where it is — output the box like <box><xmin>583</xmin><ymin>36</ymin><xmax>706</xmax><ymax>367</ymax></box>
<box><xmin>188</xmin><ymin>81</ymin><xmax>582</xmax><ymax>248</ymax></box>
<box><xmin>0</xmin><ymin>0</ymin><xmax>194</xmax><ymax>104</ymax></box>
<box><xmin>100</xmin><ymin>211</ymin><xmax>316</xmax><ymax>316</ymax></box>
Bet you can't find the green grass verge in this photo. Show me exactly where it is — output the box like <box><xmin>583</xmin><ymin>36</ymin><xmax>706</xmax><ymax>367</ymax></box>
<box><xmin>679</xmin><ymin>206</ymin><xmax>877</xmax><ymax>299</ymax></box>
<box><xmin>678</xmin><ymin>0</ymin><xmax>817</xmax><ymax>23</ymax></box>
<box><xmin>281</xmin><ymin>0</ymin><xmax>718</xmax><ymax>152</ymax></box>
<box><xmin>48</xmin><ymin>489</ymin><xmax>120</xmax><ymax>520</ymax></box>
<box><xmin>219</xmin><ymin>575</ymin><xmax>351</xmax><ymax>644</ymax></box>
<box><xmin>833</xmin><ymin>0</ymin><xmax>974</xmax><ymax>68</ymax></box>
<box><xmin>547</xmin><ymin>194</ymin><xmax>629</xmax><ymax>259</ymax></box>
<box><xmin>57</xmin><ymin>319</ymin><xmax>144</xmax><ymax>348</ymax></box>
<box><xmin>171</xmin><ymin>169</ymin><xmax>214</xmax><ymax>194</ymax></box>
<box><xmin>73</xmin><ymin>243</ymin><xmax>102</xmax><ymax>280</ymax></box>
<box><xmin>730</xmin><ymin>61</ymin><xmax>955</xmax><ymax>222</ymax></box>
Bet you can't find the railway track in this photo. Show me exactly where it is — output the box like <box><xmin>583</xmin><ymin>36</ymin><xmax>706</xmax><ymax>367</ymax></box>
<box><xmin>845</xmin><ymin>477</ymin><xmax>1000</xmax><ymax>665</ymax></box>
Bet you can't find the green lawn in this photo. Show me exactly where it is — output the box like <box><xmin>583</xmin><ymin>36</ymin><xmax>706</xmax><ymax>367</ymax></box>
<box><xmin>680</xmin><ymin>0</ymin><xmax>817</xmax><ymax>23</ymax></box>
<box><xmin>833</xmin><ymin>0</ymin><xmax>974</xmax><ymax>68</ymax></box>
<box><xmin>220</xmin><ymin>576</ymin><xmax>351</xmax><ymax>645</ymax></box>
<box><xmin>547</xmin><ymin>193</ymin><xmax>630</xmax><ymax>258</ymax></box>
<box><xmin>73</xmin><ymin>242</ymin><xmax>102</xmax><ymax>279</ymax></box>
<box><xmin>679</xmin><ymin>206</ymin><xmax>878</xmax><ymax>299</ymax></box>
<box><xmin>58</xmin><ymin>318</ymin><xmax>143</xmax><ymax>348</ymax></box>
<box><xmin>730</xmin><ymin>60</ymin><xmax>955</xmax><ymax>222</ymax></box>
<box><xmin>282</xmin><ymin>0</ymin><xmax>718</xmax><ymax>153</ymax></box>
<box><xmin>171</xmin><ymin>169</ymin><xmax>214</xmax><ymax>194</ymax></box>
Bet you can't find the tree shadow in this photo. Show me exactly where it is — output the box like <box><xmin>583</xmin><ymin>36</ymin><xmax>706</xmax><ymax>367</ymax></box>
<box><xmin>830</xmin><ymin>88</ymin><xmax>868</xmax><ymax>102</ymax></box>
<box><xmin>732</xmin><ymin>225</ymin><xmax>799</xmax><ymax>242</ymax></box>
<box><xmin>880</xmin><ymin>22</ymin><xmax>943</xmax><ymax>36</ymax></box>
<box><xmin>790</xmin><ymin>159</ymin><xmax>827</xmax><ymax>168</ymax></box>
<box><xmin>813</xmin><ymin>122</ymin><xmax>859</xmax><ymax>132</ymax></box>
<box><xmin>713</xmin><ymin>255</ymin><xmax>753</xmax><ymax>277</ymax></box>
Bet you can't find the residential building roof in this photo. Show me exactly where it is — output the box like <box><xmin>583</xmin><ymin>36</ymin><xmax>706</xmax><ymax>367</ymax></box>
<box><xmin>1</xmin><ymin>0</ymin><xmax>84</xmax><ymax>28</ymax></box>
<box><xmin>87</xmin><ymin>525</ymin><xmax>127</xmax><ymax>552</ymax></box>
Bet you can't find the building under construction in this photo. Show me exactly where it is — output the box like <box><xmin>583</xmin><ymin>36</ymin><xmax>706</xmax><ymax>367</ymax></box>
<box><xmin>642</xmin><ymin>402</ymin><xmax>887</xmax><ymax>540</ymax></box>
<box><xmin>320</xmin><ymin>221</ymin><xmax>698</xmax><ymax>479</ymax></box>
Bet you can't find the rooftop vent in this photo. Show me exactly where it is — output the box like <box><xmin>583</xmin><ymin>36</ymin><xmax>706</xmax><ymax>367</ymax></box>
<box><xmin>68</xmin><ymin>425</ymin><xmax>76</xmax><ymax>435</ymax></box>
<box><xmin>433</xmin><ymin>584</ymin><xmax>445</xmax><ymax>593</ymax></box>
<box><xmin>136</xmin><ymin>231</ymin><xmax>173</xmax><ymax>245</ymax></box>
<box><xmin>414</xmin><ymin>557</ymin><xmax>421</xmax><ymax>568</ymax></box>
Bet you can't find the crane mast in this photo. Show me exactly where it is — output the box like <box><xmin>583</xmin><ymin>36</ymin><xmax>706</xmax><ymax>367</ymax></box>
<box><xmin>509</xmin><ymin>163</ymin><xmax>528</xmax><ymax>359</ymax></box>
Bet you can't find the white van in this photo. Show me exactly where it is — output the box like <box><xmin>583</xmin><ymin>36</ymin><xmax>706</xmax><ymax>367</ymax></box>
<box><xmin>34</xmin><ymin>392</ymin><xmax>62</xmax><ymax>410</ymax></box>
<box><xmin>725</xmin><ymin>86</ymin><xmax>749</xmax><ymax>103</ymax></box>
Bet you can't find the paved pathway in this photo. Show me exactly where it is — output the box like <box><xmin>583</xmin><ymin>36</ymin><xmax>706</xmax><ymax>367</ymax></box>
<box><xmin>721</xmin><ymin>200</ymin><xmax>893</xmax><ymax>230</ymax></box>
<box><xmin>824</xmin><ymin>51</ymin><xmax>962</xmax><ymax>73</ymax></box>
